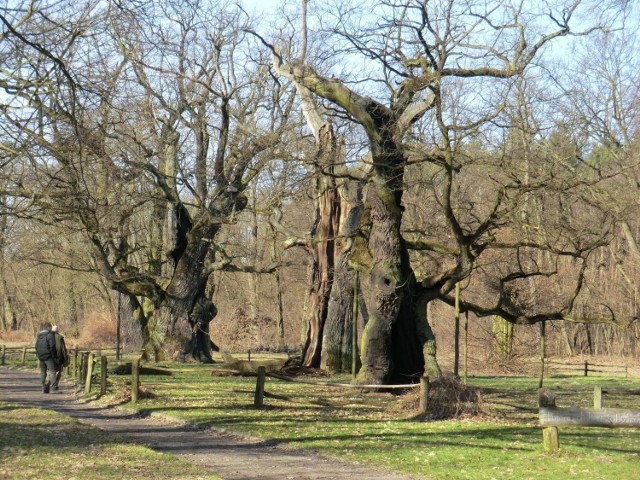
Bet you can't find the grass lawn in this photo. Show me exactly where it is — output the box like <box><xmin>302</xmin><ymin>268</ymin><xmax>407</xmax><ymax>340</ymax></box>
<box><xmin>95</xmin><ymin>357</ymin><xmax>640</xmax><ymax>480</ymax></box>
<box><xmin>0</xmin><ymin>402</ymin><xmax>221</xmax><ymax>480</ymax></box>
<box><xmin>3</xmin><ymin>351</ymin><xmax>640</xmax><ymax>480</ymax></box>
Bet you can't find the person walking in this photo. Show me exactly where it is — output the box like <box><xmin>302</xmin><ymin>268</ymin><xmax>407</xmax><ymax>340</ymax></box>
<box><xmin>34</xmin><ymin>322</ymin><xmax>57</xmax><ymax>393</ymax></box>
<box><xmin>51</xmin><ymin>325</ymin><xmax>69</xmax><ymax>391</ymax></box>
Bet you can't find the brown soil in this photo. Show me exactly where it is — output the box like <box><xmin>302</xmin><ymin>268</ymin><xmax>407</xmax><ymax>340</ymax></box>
<box><xmin>0</xmin><ymin>366</ymin><xmax>412</xmax><ymax>480</ymax></box>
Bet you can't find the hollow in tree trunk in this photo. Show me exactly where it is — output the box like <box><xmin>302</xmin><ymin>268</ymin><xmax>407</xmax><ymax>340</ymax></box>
<box><xmin>355</xmin><ymin>171</ymin><xmax>427</xmax><ymax>385</ymax></box>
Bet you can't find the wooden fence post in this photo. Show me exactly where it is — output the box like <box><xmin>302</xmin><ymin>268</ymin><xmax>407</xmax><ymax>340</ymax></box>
<box><xmin>1</xmin><ymin>345</ymin><xmax>5</xmax><ymax>366</ymax></box>
<box><xmin>539</xmin><ymin>388</ymin><xmax>559</xmax><ymax>452</ymax></box>
<box><xmin>254</xmin><ymin>366</ymin><xmax>266</xmax><ymax>408</ymax></box>
<box><xmin>73</xmin><ymin>348</ymin><xmax>79</xmax><ymax>379</ymax></box>
<box><xmin>84</xmin><ymin>352</ymin><xmax>95</xmax><ymax>394</ymax></box>
<box><xmin>100</xmin><ymin>356</ymin><xmax>108</xmax><ymax>396</ymax></box>
<box><xmin>77</xmin><ymin>352</ymin><xmax>85</xmax><ymax>387</ymax></box>
<box><xmin>542</xmin><ymin>426</ymin><xmax>559</xmax><ymax>452</ymax></box>
<box><xmin>538</xmin><ymin>321</ymin><xmax>546</xmax><ymax>388</ymax></box>
<box><xmin>131</xmin><ymin>357</ymin><xmax>140</xmax><ymax>404</ymax></box>
<box><xmin>584</xmin><ymin>361</ymin><xmax>588</xmax><ymax>377</ymax></box>
<box><xmin>594</xmin><ymin>386</ymin><xmax>602</xmax><ymax>409</ymax></box>
<box><xmin>419</xmin><ymin>376</ymin><xmax>430</xmax><ymax>415</ymax></box>
<box><xmin>21</xmin><ymin>347</ymin><xmax>27</xmax><ymax>365</ymax></box>
<box><xmin>352</xmin><ymin>270</ymin><xmax>359</xmax><ymax>380</ymax></box>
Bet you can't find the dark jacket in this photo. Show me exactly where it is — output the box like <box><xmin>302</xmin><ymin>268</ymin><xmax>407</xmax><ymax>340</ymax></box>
<box><xmin>35</xmin><ymin>330</ymin><xmax>57</xmax><ymax>362</ymax></box>
<box><xmin>54</xmin><ymin>333</ymin><xmax>69</xmax><ymax>367</ymax></box>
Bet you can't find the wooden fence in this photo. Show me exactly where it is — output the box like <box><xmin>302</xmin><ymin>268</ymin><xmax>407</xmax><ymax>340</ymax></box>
<box><xmin>0</xmin><ymin>345</ymin><xmax>34</xmax><ymax>366</ymax></box>
<box><xmin>545</xmin><ymin>360</ymin><xmax>629</xmax><ymax>377</ymax></box>
<box><xmin>539</xmin><ymin>387</ymin><xmax>640</xmax><ymax>452</ymax></box>
<box><xmin>6</xmin><ymin>351</ymin><xmax>425</xmax><ymax>413</ymax></box>
<box><xmin>0</xmin><ymin>344</ymin><xmax>140</xmax><ymax>399</ymax></box>
<box><xmin>76</xmin><ymin>357</ymin><xmax>427</xmax><ymax>412</ymax></box>
<box><xmin>0</xmin><ymin>345</ymin><xmax>121</xmax><ymax>366</ymax></box>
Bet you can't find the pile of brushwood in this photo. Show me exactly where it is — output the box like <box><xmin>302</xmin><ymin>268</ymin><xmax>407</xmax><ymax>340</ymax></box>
<box><xmin>395</xmin><ymin>376</ymin><xmax>487</xmax><ymax>420</ymax></box>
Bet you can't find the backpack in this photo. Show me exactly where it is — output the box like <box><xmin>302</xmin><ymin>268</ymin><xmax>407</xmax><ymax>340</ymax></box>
<box><xmin>35</xmin><ymin>331</ymin><xmax>51</xmax><ymax>360</ymax></box>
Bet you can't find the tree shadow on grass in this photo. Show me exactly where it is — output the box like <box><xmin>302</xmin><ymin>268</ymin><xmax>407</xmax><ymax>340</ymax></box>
<box><xmin>0</xmin><ymin>405</ymin><xmax>134</xmax><ymax>450</ymax></box>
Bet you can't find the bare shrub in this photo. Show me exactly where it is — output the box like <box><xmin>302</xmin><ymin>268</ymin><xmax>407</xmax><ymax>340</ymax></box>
<box><xmin>76</xmin><ymin>311</ymin><xmax>117</xmax><ymax>348</ymax></box>
<box><xmin>213</xmin><ymin>307</ymin><xmax>279</xmax><ymax>351</ymax></box>
<box><xmin>484</xmin><ymin>352</ymin><xmax>537</xmax><ymax>376</ymax></box>
<box><xmin>0</xmin><ymin>329</ymin><xmax>34</xmax><ymax>344</ymax></box>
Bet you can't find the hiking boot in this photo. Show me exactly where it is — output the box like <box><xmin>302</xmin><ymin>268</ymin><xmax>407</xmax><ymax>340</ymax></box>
<box><xmin>43</xmin><ymin>384</ymin><xmax>50</xmax><ymax>393</ymax></box>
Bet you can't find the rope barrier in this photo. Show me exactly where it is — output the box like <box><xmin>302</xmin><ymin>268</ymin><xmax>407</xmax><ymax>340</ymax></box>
<box><xmin>267</xmin><ymin>372</ymin><xmax>420</xmax><ymax>389</ymax></box>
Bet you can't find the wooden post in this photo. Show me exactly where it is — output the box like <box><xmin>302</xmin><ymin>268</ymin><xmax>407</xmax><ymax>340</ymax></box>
<box><xmin>463</xmin><ymin>311</ymin><xmax>469</xmax><ymax>384</ymax></box>
<box><xmin>594</xmin><ymin>386</ymin><xmax>602</xmax><ymax>409</ymax></box>
<box><xmin>352</xmin><ymin>270</ymin><xmax>359</xmax><ymax>379</ymax></box>
<box><xmin>84</xmin><ymin>352</ymin><xmax>95</xmax><ymax>395</ymax></box>
<box><xmin>254</xmin><ymin>366</ymin><xmax>266</xmax><ymax>408</ymax></box>
<box><xmin>73</xmin><ymin>348</ymin><xmax>79</xmax><ymax>379</ymax></box>
<box><xmin>419</xmin><ymin>376</ymin><xmax>430</xmax><ymax>415</ymax></box>
<box><xmin>77</xmin><ymin>352</ymin><xmax>86</xmax><ymax>387</ymax></box>
<box><xmin>248</xmin><ymin>349</ymin><xmax>251</xmax><ymax>361</ymax></box>
<box><xmin>21</xmin><ymin>346</ymin><xmax>27</xmax><ymax>365</ymax></box>
<box><xmin>584</xmin><ymin>361</ymin><xmax>588</xmax><ymax>377</ymax></box>
<box><xmin>116</xmin><ymin>291</ymin><xmax>122</xmax><ymax>361</ymax></box>
<box><xmin>100</xmin><ymin>356</ymin><xmax>108</xmax><ymax>396</ymax></box>
<box><xmin>131</xmin><ymin>357</ymin><xmax>140</xmax><ymax>404</ymax></box>
<box><xmin>453</xmin><ymin>283</ymin><xmax>460</xmax><ymax>378</ymax></box>
<box><xmin>542</xmin><ymin>426</ymin><xmax>559</xmax><ymax>452</ymax></box>
<box><xmin>1</xmin><ymin>345</ymin><xmax>5</xmax><ymax>366</ymax></box>
<box><xmin>538</xmin><ymin>321</ymin><xmax>546</xmax><ymax>389</ymax></box>
<box><xmin>539</xmin><ymin>387</ymin><xmax>558</xmax><ymax>452</ymax></box>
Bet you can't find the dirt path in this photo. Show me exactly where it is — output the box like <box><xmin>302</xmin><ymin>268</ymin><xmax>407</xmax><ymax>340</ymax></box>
<box><xmin>0</xmin><ymin>366</ymin><xmax>413</xmax><ymax>480</ymax></box>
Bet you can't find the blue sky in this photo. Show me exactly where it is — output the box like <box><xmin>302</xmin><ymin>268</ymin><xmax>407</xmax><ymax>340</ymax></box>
<box><xmin>239</xmin><ymin>0</ymin><xmax>282</xmax><ymax>15</ymax></box>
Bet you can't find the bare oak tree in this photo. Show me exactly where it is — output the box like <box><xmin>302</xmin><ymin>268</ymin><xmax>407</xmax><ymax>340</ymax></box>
<box><xmin>0</xmin><ymin>0</ymin><xmax>295</xmax><ymax>359</ymax></box>
<box><xmin>272</xmin><ymin>0</ymin><xmax>623</xmax><ymax>384</ymax></box>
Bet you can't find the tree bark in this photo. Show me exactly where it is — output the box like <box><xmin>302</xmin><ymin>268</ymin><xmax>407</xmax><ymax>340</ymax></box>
<box><xmin>356</xmin><ymin>165</ymin><xmax>426</xmax><ymax>384</ymax></box>
<box><xmin>492</xmin><ymin>315</ymin><xmax>514</xmax><ymax>360</ymax></box>
<box><xmin>185</xmin><ymin>297</ymin><xmax>217</xmax><ymax>363</ymax></box>
<box><xmin>271</xmin><ymin>60</ymin><xmax>437</xmax><ymax>384</ymax></box>
<box><xmin>321</xmin><ymin>181</ymin><xmax>363</xmax><ymax>372</ymax></box>
<box><xmin>300</xmin><ymin>161</ymin><xmax>340</xmax><ymax>366</ymax></box>
<box><xmin>270</xmin><ymin>225</ymin><xmax>286</xmax><ymax>349</ymax></box>
<box><xmin>321</xmin><ymin>256</ymin><xmax>357</xmax><ymax>372</ymax></box>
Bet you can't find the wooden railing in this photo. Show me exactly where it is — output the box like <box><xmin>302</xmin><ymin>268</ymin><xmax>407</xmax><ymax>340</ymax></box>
<box><xmin>545</xmin><ymin>360</ymin><xmax>628</xmax><ymax>377</ymax></box>
<box><xmin>0</xmin><ymin>346</ymin><xmax>34</xmax><ymax>366</ymax></box>
<box><xmin>539</xmin><ymin>387</ymin><xmax>640</xmax><ymax>452</ymax></box>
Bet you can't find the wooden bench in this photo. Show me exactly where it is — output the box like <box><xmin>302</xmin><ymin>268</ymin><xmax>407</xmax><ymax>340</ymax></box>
<box><xmin>539</xmin><ymin>388</ymin><xmax>640</xmax><ymax>452</ymax></box>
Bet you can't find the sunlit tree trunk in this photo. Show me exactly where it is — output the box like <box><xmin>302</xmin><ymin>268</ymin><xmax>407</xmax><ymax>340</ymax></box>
<box><xmin>301</xmin><ymin>124</ymin><xmax>341</xmax><ymax>366</ymax></box>
<box><xmin>321</xmin><ymin>181</ymin><xmax>363</xmax><ymax>372</ymax></box>
<box><xmin>269</xmin><ymin>224</ymin><xmax>286</xmax><ymax>349</ymax></box>
<box><xmin>354</xmin><ymin>157</ymin><xmax>427</xmax><ymax>384</ymax></box>
<box><xmin>492</xmin><ymin>315</ymin><xmax>514</xmax><ymax>360</ymax></box>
